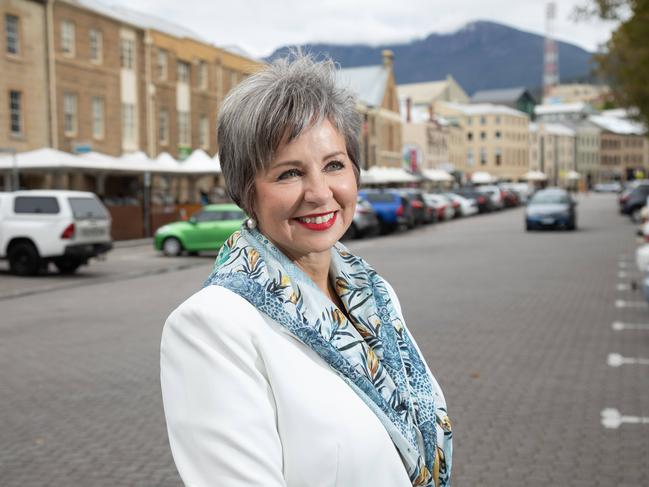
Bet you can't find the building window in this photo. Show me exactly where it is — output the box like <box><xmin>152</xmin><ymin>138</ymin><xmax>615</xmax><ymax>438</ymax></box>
<box><xmin>230</xmin><ymin>71</ymin><xmax>238</xmax><ymax>89</ymax></box>
<box><xmin>199</xmin><ymin>114</ymin><xmax>209</xmax><ymax>148</ymax></box>
<box><xmin>61</xmin><ymin>20</ymin><xmax>75</xmax><ymax>57</ymax></box>
<box><xmin>480</xmin><ymin>116</ymin><xmax>486</xmax><ymax>125</ymax></box>
<box><xmin>91</xmin><ymin>96</ymin><xmax>104</xmax><ymax>139</ymax></box>
<box><xmin>177</xmin><ymin>61</ymin><xmax>190</xmax><ymax>83</ymax></box>
<box><xmin>495</xmin><ymin>130</ymin><xmax>501</xmax><ymax>139</ymax></box>
<box><xmin>480</xmin><ymin>131</ymin><xmax>486</xmax><ymax>140</ymax></box>
<box><xmin>495</xmin><ymin>115</ymin><xmax>501</xmax><ymax>124</ymax></box>
<box><xmin>63</xmin><ymin>92</ymin><xmax>77</xmax><ymax>135</ymax></box>
<box><xmin>9</xmin><ymin>90</ymin><xmax>22</xmax><ymax>135</ymax></box>
<box><xmin>5</xmin><ymin>14</ymin><xmax>20</xmax><ymax>55</ymax></box>
<box><xmin>495</xmin><ymin>148</ymin><xmax>502</xmax><ymax>166</ymax></box>
<box><xmin>120</xmin><ymin>38</ymin><xmax>134</xmax><ymax>69</ymax></box>
<box><xmin>467</xmin><ymin>149</ymin><xmax>474</xmax><ymax>166</ymax></box>
<box><xmin>480</xmin><ymin>148</ymin><xmax>487</xmax><ymax>165</ymax></box>
<box><xmin>467</xmin><ymin>132</ymin><xmax>473</xmax><ymax>141</ymax></box>
<box><xmin>466</xmin><ymin>116</ymin><xmax>472</xmax><ymax>126</ymax></box>
<box><xmin>122</xmin><ymin>103</ymin><xmax>135</xmax><ymax>145</ymax></box>
<box><xmin>159</xmin><ymin>108</ymin><xmax>169</xmax><ymax>145</ymax></box>
<box><xmin>197</xmin><ymin>60</ymin><xmax>208</xmax><ymax>90</ymax></box>
<box><xmin>157</xmin><ymin>49</ymin><xmax>168</xmax><ymax>80</ymax></box>
<box><xmin>178</xmin><ymin>111</ymin><xmax>190</xmax><ymax>146</ymax></box>
<box><xmin>89</xmin><ymin>29</ymin><xmax>102</xmax><ymax>63</ymax></box>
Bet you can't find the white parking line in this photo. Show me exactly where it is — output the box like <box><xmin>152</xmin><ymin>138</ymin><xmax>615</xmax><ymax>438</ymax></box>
<box><xmin>618</xmin><ymin>271</ymin><xmax>629</xmax><ymax>279</ymax></box>
<box><xmin>615</xmin><ymin>299</ymin><xmax>648</xmax><ymax>308</ymax></box>
<box><xmin>612</xmin><ymin>321</ymin><xmax>649</xmax><ymax>331</ymax></box>
<box><xmin>619</xmin><ymin>261</ymin><xmax>629</xmax><ymax>269</ymax></box>
<box><xmin>601</xmin><ymin>408</ymin><xmax>649</xmax><ymax>429</ymax></box>
<box><xmin>607</xmin><ymin>353</ymin><xmax>649</xmax><ymax>367</ymax></box>
<box><xmin>617</xmin><ymin>283</ymin><xmax>631</xmax><ymax>291</ymax></box>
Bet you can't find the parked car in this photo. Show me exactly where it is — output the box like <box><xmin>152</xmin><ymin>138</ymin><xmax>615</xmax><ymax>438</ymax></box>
<box><xmin>525</xmin><ymin>188</ymin><xmax>577</xmax><ymax>231</ymax></box>
<box><xmin>453</xmin><ymin>187</ymin><xmax>492</xmax><ymax>213</ymax></box>
<box><xmin>359</xmin><ymin>189</ymin><xmax>414</xmax><ymax>233</ymax></box>
<box><xmin>593</xmin><ymin>181</ymin><xmax>622</xmax><ymax>193</ymax></box>
<box><xmin>445</xmin><ymin>193</ymin><xmax>478</xmax><ymax>217</ymax></box>
<box><xmin>342</xmin><ymin>195</ymin><xmax>380</xmax><ymax>239</ymax></box>
<box><xmin>619</xmin><ymin>183</ymin><xmax>649</xmax><ymax>222</ymax></box>
<box><xmin>399</xmin><ymin>189</ymin><xmax>435</xmax><ymax>224</ymax></box>
<box><xmin>475</xmin><ymin>185</ymin><xmax>504</xmax><ymax>210</ymax></box>
<box><xmin>423</xmin><ymin>193</ymin><xmax>454</xmax><ymax>222</ymax></box>
<box><xmin>500</xmin><ymin>182</ymin><xmax>532</xmax><ymax>203</ymax></box>
<box><xmin>500</xmin><ymin>188</ymin><xmax>520</xmax><ymax>208</ymax></box>
<box><xmin>0</xmin><ymin>190</ymin><xmax>112</xmax><ymax>275</ymax></box>
<box><xmin>154</xmin><ymin>204</ymin><xmax>246</xmax><ymax>256</ymax></box>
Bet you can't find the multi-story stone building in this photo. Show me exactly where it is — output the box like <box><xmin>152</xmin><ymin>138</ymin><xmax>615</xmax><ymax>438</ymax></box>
<box><xmin>338</xmin><ymin>50</ymin><xmax>402</xmax><ymax>168</ymax></box>
<box><xmin>589</xmin><ymin>115</ymin><xmax>648</xmax><ymax>181</ymax></box>
<box><xmin>435</xmin><ymin>102</ymin><xmax>530</xmax><ymax>180</ymax></box>
<box><xmin>544</xmin><ymin>83</ymin><xmax>611</xmax><ymax>107</ymax></box>
<box><xmin>562</xmin><ymin>121</ymin><xmax>601</xmax><ymax>186</ymax></box>
<box><xmin>528</xmin><ymin>123</ymin><xmax>576</xmax><ymax>186</ymax></box>
<box><xmin>0</xmin><ymin>0</ymin><xmax>50</xmax><ymax>157</ymax></box>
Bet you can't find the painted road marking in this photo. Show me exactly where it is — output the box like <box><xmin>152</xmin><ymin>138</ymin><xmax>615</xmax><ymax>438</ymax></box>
<box><xmin>617</xmin><ymin>283</ymin><xmax>632</xmax><ymax>291</ymax></box>
<box><xmin>615</xmin><ymin>299</ymin><xmax>648</xmax><ymax>308</ymax></box>
<box><xmin>612</xmin><ymin>321</ymin><xmax>649</xmax><ymax>331</ymax></box>
<box><xmin>607</xmin><ymin>353</ymin><xmax>649</xmax><ymax>367</ymax></box>
<box><xmin>618</xmin><ymin>271</ymin><xmax>629</xmax><ymax>279</ymax></box>
<box><xmin>601</xmin><ymin>408</ymin><xmax>649</xmax><ymax>429</ymax></box>
<box><xmin>619</xmin><ymin>261</ymin><xmax>629</xmax><ymax>269</ymax></box>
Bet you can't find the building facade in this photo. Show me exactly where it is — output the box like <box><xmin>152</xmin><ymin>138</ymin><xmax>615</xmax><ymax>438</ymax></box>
<box><xmin>435</xmin><ymin>102</ymin><xmax>530</xmax><ymax>180</ymax></box>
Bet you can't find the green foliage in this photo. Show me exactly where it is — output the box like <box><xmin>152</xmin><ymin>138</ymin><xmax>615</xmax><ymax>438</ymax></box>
<box><xmin>577</xmin><ymin>1</ymin><xmax>649</xmax><ymax>126</ymax></box>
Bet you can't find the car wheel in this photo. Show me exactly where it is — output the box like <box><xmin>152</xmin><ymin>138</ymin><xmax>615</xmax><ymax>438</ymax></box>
<box><xmin>55</xmin><ymin>258</ymin><xmax>82</xmax><ymax>274</ymax></box>
<box><xmin>162</xmin><ymin>237</ymin><xmax>183</xmax><ymax>256</ymax></box>
<box><xmin>8</xmin><ymin>242</ymin><xmax>41</xmax><ymax>276</ymax></box>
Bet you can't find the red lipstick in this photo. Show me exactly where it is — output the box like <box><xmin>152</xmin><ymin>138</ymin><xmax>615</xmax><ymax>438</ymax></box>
<box><xmin>294</xmin><ymin>211</ymin><xmax>337</xmax><ymax>231</ymax></box>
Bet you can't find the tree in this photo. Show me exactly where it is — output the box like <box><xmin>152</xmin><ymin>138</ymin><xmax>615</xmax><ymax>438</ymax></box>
<box><xmin>575</xmin><ymin>1</ymin><xmax>649</xmax><ymax>126</ymax></box>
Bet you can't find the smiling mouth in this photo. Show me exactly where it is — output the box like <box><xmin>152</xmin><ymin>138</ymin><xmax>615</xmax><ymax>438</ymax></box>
<box><xmin>294</xmin><ymin>211</ymin><xmax>338</xmax><ymax>230</ymax></box>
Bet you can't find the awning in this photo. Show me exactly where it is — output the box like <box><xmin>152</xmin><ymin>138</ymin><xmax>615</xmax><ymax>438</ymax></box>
<box><xmin>421</xmin><ymin>168</ymin><xmax>454</xmax><ymax>182</ymax></box>
<box><xmin>361</xmin><ymin>166</ymin><xmax>421</xmax><ymax>184</ymax></box>
<box><xmin>181</xmin><ymin>149</ymin><xmax>221</xmax><ymax>174</ymax></box>
<box><xmin>522</xmin><ymin>170</ymin><xmax>548</xmax><ymax>181</ymax></box>
<box><xmin>471</xmin><ymin>171</ymin><xmax>496</xmax><ymax>184</ymax></box>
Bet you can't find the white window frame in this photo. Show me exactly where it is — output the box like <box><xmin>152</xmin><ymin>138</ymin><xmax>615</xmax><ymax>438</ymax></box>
<box><xmin>89</xmin><ymin>28</ymin><xmax>103</xmax><ymax>64</ymax></box>
<box><xmin>63</xmin><ymin>92</ymin><xmax>77</xmax><ymax>136</ymax></box>
<box><xmin>157</xmin><ymin>49</ymin><xmax>168</xmax><ymax>80</ymax></box>
<box><xmin>61</xmin><ymin>20</ymin><xmax>75</xmax><ymax>57</ymax></box>
<box><xmin>5</xmin><ymin>14</ymin><xmax>20</xmax><ymax>55</ymax></box>
<box><xmin>92</xmin><ymin>96</ymin><xmax>105</xmax><ymax>140</ymax></box>
<box><xmin>122</xmin><ymin>103</ymin><xmax>136</xmax><ymax>145</ymax></box>
<box><xmin>120</xmin><ymin>37</ymin><xmax>134</xmax><ymax>70</ymax></box>
<box><xmin>197</xmin><ymin>60</ymin><xmax>208</xmax><ymax>90</ymax></box>
<box><xmin>199</xmin><ymin>114</ymin><xmax>209</xmax><ymax>149</ymax></box>
<box><xmin>9</xmin><ymin>90</ymin><xmax>22</xmax><ymax>136</ymax></box>
<box><xmin>177</xmin><ymin>110</ymin><xmax>190</xmax><ymax>146</ymax></box>
<box><xmin>177</xmin><ymin>61</ymin><xmax>190</xmax><ymax>83</ymax></box>
<box><xmin>159</xmin><ymin>108</ymin><xmax>169</xmax><ymax>146</ymax></box>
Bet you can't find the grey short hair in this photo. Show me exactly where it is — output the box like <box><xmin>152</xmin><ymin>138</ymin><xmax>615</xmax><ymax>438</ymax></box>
<box><xmin>217</xmin><ymin>54</ymin><xmax>361</xmax><ymax>217</ymax></box>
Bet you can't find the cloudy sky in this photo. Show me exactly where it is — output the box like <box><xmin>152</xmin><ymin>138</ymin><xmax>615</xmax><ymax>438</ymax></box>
<box><xmin>107</xmin><ymin>0</ymin><xmax>619</xmax><ymax>58</ymax></box>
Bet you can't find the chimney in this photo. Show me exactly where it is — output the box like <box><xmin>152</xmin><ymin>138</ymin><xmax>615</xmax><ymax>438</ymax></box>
<box><xmin>382</xmin><ymin>49</ymin><xmax>394</xmax><ymax>68</ymax></box>
<box><xmin>406</xmin><ymin>97</ymin><xmax>412</xmax><ymax>123</ymax></box>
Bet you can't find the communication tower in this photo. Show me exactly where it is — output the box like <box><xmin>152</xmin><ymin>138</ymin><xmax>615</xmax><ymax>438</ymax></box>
<box><xmin>543</xmin><ymin>2</ymin><xmax>559</xmax><ymax>99</ymax></box>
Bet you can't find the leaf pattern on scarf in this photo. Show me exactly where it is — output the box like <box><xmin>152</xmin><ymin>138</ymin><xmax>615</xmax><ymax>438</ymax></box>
<box><xmin>204</xmin><ymin>228</ymin><xmax>452</xmax><ymax>487</ymax></box>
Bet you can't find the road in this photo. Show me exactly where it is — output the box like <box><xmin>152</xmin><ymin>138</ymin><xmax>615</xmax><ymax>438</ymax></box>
<box><xmin>1</xmin><ymin>193</ymin><xmax>648</xmax><ymax>486</ymax></box>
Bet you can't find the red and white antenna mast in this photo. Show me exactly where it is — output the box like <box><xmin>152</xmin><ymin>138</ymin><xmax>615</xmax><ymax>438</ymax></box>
<box><xmin>543</xmin><ymin>2</ymin><xmax>559</xmax><ymax>100</ymax></box>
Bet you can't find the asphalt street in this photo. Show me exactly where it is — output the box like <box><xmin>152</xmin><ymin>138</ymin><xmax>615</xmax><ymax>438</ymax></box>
<box><xmin>1</xmin><ymin>193</ymin><xmax>648</xmax><ymax>486</ymax></box>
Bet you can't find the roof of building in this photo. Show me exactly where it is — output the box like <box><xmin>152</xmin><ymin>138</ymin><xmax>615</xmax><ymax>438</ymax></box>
<box><xmin>337</xmin><ymin>65</ymin><xmax>388</xmax><ymax>107</ymax></box>
<box><xmin>441</xmin><ymin>102</ymin><xmax>527</xmax><ymax>117</ymax></box>
<box><xmin>588</xmin><ymin>115</ymin><xmax>646</xmax><ymax>135</ymax></box>
<box><xmin>544</xmin><ymin>123</ymin><xmax>576</xmax><ymax>136</ymax></box>
<box><xmin>534</xmin><ymin>102</ymin><xmax>594</xmax><ymax>115</ymax></box>
<box><xmin>470</xmin><ymin>87</ymin><xmax>533</xmax><ymax>104</ymax></box>
<box><xmin>397</xmin><ymin>80</ymin><xmax>449</xmax><ymax>105</ymax></box>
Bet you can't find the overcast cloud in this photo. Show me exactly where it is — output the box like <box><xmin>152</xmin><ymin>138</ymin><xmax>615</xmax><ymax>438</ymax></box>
<box><xmin>108</xmin><ymin>0</ymin><xmax>619</xmax><ymax>57</ymax></box>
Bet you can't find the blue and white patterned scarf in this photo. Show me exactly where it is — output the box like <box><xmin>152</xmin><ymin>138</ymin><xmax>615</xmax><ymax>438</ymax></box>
<box><xmin>204</xmin><ymin>228</ymin><xmax>452</xmax><ymax>486</ymax></box>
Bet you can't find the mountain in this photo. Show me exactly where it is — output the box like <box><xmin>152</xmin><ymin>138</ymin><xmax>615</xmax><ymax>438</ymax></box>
<box><xmin>267</xmin><ymin>21</ymin><xmax>596</xmax><ymax>95</ymax></box>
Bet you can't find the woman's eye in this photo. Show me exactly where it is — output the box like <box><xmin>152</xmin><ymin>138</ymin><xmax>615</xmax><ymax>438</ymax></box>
<box><xmin>278</xmin><ymin>168</ymin><xmax>302</xmax><ymax>180</ymax></box>
<box><xmin>325</xmin><ymin>160</ymin><xmax>344</xmax><ymax>171</ymax></box>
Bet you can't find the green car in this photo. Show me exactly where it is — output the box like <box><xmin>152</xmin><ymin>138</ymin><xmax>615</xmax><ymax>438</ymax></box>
<box><xmin>154</xmin><ymin>204</ymin><xmax>246</xmax><ymax>256</ymax></box>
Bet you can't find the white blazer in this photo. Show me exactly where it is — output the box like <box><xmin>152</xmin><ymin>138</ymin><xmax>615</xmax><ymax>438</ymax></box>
<box><xmin>161</xmin><ymin>285</ymin><xmax>414</xmax><ymax>487</ymax></box>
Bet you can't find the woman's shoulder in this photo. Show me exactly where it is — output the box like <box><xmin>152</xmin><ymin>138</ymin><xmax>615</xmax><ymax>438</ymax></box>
<box><xmin>163</xmin><ymin>285</ymin><xmax>267</xmax><ymax>347</ymax></box>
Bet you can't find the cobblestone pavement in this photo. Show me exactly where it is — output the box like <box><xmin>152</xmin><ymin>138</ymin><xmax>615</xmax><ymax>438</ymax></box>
<box><xmin>1</xmin><ymin>193</ymin><xmax>647</xmax><ymax>486</ymax></box>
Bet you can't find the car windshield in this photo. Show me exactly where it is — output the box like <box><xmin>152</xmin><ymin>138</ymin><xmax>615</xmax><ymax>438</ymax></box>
<box><xmin>530</xmin><ymin>192</ymin><xmax>569</xmax><ymax>205</ymax></box>
<box><xmin>363</xmin><ymin>193</ymin><xmax>396</xmax><ymax>203</ymax></box>
<box><xmin>68</xmin><ymin>197</ymin><xmax>109</xmax><ymax>219</ymax></box>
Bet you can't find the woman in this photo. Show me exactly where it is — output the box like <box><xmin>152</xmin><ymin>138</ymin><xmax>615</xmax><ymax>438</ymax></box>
<box><xmin>160</xmin><ymin>55</ymin><xmax>452</xmax><ymax>487</ymax></box>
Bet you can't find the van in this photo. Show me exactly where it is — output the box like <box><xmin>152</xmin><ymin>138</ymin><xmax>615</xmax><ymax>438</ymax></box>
<box><xmin>0</xmin><ymin>190</ymin><xmax>113</xmax><ymax>275</ymax></box>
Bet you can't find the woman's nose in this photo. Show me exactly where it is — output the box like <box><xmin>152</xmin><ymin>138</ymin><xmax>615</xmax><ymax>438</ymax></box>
<box><xmin>304</xmin><ymin>173</ymin><xmax>333</xmax><ymax>204</ymax></box>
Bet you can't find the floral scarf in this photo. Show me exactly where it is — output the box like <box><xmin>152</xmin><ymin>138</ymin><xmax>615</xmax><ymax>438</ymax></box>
<box><xmin>204</xmin><ymin>228</ymin><xmax>452</xmax><ymax>486</ymax></box>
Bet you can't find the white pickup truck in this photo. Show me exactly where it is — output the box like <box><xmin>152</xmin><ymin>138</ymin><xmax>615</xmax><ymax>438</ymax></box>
<box><xmin>0</xmin><ymin>190</ymin><xmax>113</xmax><ymax>275</ymax></box>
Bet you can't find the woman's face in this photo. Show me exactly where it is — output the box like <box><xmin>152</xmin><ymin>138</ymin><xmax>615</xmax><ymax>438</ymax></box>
<box><xmin>252</xmin><ymin>119</ymin><xmax>358</xmax><ymax>261</ymax></box>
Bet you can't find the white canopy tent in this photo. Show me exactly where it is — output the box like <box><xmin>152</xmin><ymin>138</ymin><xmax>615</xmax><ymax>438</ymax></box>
<box><xmin>360</xmin><ymin>166</ymin><xmax>421</xmax><ymax>185</ymax></box>
<box><xmin>471</xmin><ymin>171</ymin><xmax>496</xmax><ymax>184</ymax></box>
<box><xmin>522</xmin><ymin>170</ymin><xmax>548</xmax><ymax>182</ymax></box>
<box><xmin>182</xmin><ymin>149</ymin><xmax>221</xmax><ymax>174</ymax></box>
<box><xmin>421</xmin><ymin>168</ymin><xmax>454</xmax><ymax>182</ymax></box>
